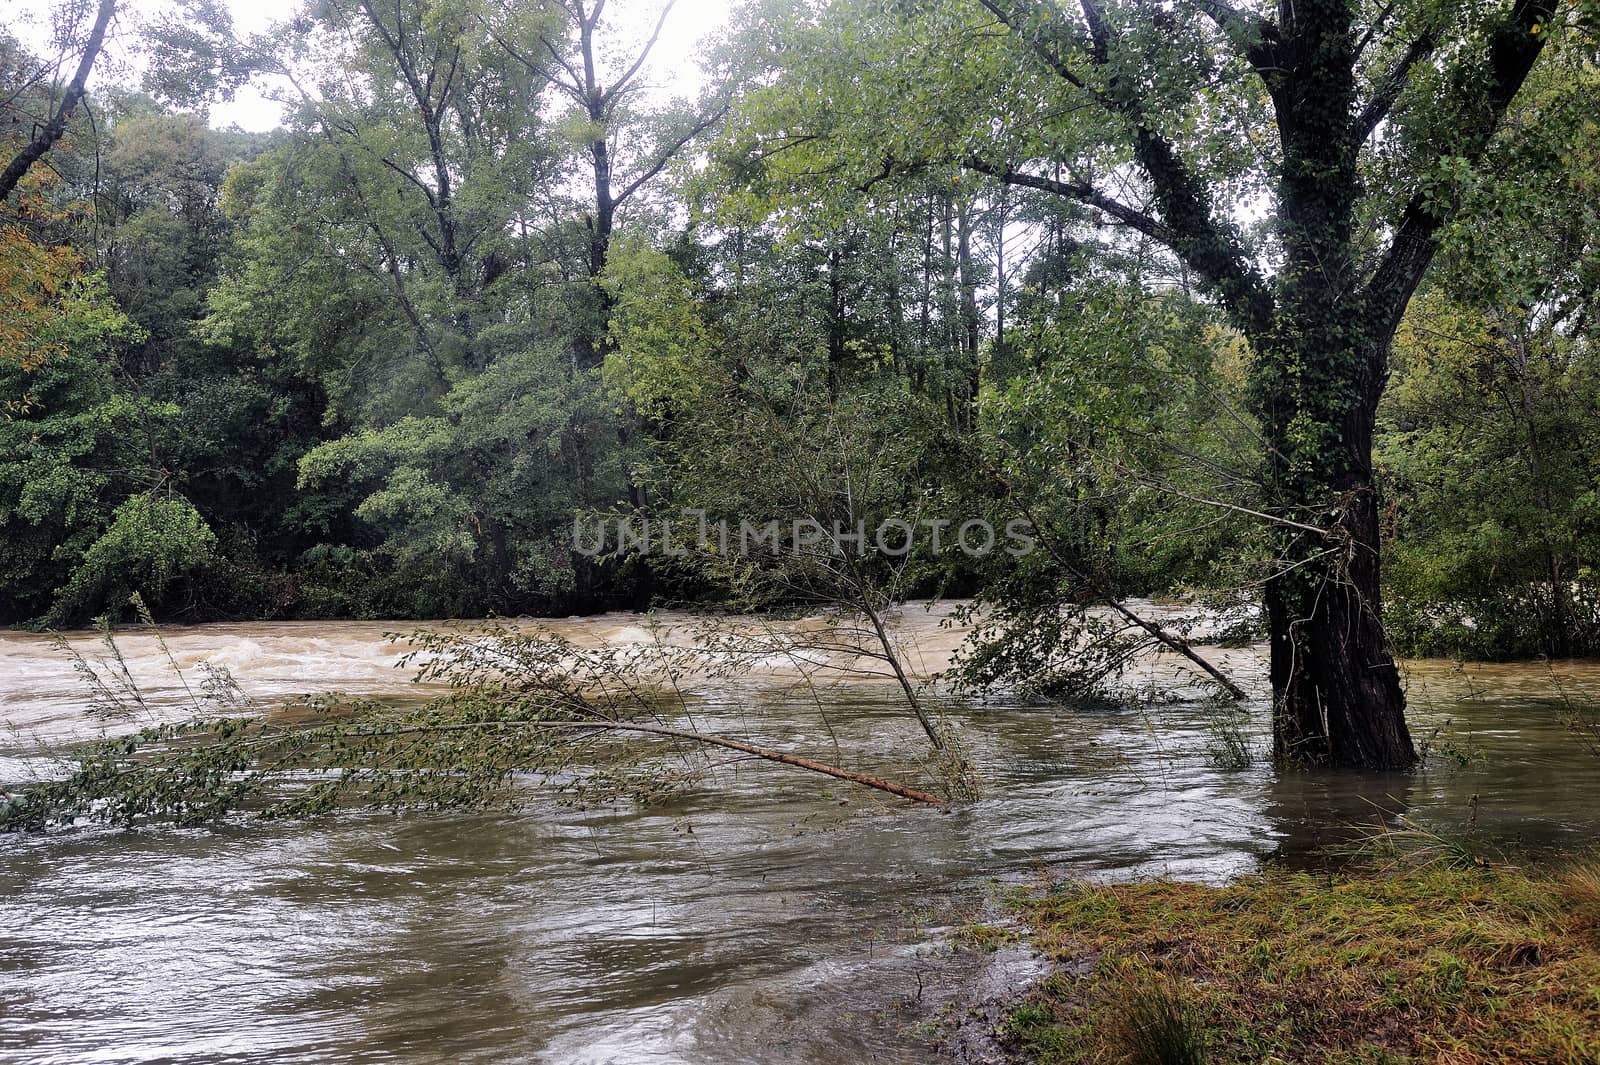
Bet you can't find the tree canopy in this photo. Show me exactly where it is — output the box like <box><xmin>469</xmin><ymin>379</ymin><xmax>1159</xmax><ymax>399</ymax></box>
<box><xmin>3</xmin><ymin>0</ymin><xmax>1598</xmax><ymax>769</ymax></box>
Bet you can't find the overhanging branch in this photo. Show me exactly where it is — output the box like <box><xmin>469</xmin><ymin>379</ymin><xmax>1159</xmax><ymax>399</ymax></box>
<box><xmin>977</xmin><ymin>0</ymin><xmax>1276</xmax><ymax>338</ymax></box>
<box><xmin>1363</xmin><ymin>0</ymin><xmax>1558</xmax><ymax>345</ymax></box>
<box><xmin>1354</xmin><ymin>27</ymin><xmax>1440</xmax><ymax>143</ymax></box>
<box><xmin>613</xmin><ymin>101</ymin><xmax>728</xmax><ymax>208</ymax></box>
<box><xmin>961</xmin><ymin>159</ymin><xmax>1176</xmax><ymax>245</ymax></box>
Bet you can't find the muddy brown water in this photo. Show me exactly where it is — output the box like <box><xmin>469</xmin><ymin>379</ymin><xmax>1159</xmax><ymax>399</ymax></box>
<box><xmin>2</xmin><ymin>603</ymin><xmax>1598</xmax><ymax>1064</ymax></box>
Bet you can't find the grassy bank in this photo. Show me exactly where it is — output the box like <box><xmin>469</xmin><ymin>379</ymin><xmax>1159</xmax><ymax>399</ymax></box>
<box><xmin>997</xmin><ymin>859</ymin><xmax>1600</xmax><ymax>1064</ymax></box>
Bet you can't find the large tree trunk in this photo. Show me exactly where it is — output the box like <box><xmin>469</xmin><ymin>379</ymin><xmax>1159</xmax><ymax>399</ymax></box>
<box><xmin>1265</xmin><ymin>465</ymin><xmax>1416</xmax><ymax>768</ymax></box>
<box><xmin>1257</xmin><ymin>310</ymin><xmax>1418</xmax><ymax>769</ymax></box>
<box><xmin>1252</xmin><ymin>0</ymin><xmax>1416</xmax><ymax>770</ymax></box>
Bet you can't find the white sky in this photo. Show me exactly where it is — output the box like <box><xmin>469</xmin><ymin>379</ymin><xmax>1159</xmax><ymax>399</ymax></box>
<box><xmin>5</xmin><ymin>0</ymin><xmax>737</xmax><ymax>130</ymax></box>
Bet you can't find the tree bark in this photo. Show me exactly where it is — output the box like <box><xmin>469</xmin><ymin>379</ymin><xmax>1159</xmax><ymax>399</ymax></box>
<box><xmin>1263</xmin><ymin>391</ymin><xmax>1415</xmax><ymax>767</ymax></box>
<box><xmin>0</xmin><ymin>0</ymin><xmax>116</xmax><ymax>205</ymax></box>
<box><xmin>1252</xmin><ymin>0</ymin><xmax>1416</xmax><ymax>769</ymax></box>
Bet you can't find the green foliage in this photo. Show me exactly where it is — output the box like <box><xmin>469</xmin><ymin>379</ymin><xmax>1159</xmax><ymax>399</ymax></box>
<box><xmin>948</xmin><ymin>275</ymin><xmax>1261</xmax><ymax>699</ymax></box>
<box><xmin>297</xmin><ymin>344</ymin><xmax>631</xmax><ymax>616</ymax></box>
<box><xmin>1378</xmin><ymin>55</ymin><xmax>1600</xmax><ymax>658</ymax></box>
<box><xmin>2</xmin><ymin>615</ymin><xmax>953</xmax><ymax>830</ymax></box>
<box><xmin>1377</xmin><ymin>291</ymin><xmax>1600</xmax><ymax>658</ymax></box>
<box><xmin>602</xmin><ymin>236</ymin><xmax>713</xmax><ymax>422</ymax></box>
<box><xmin>1202</xmin><ymin>703</ymin><xmax>1255</xmax><ymax>771</ymax></box>
<box><xmin>46</xmin><ymin>493</ymin><xmax>217</xmax><ymax>627</ymax></box>
<box><xmin>0</xmin><ymin>272</ymin><xmax>201</xmax><ymax>624</ymax></box>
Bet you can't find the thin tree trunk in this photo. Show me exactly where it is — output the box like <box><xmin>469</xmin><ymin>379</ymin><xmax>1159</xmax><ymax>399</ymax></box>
<box><xmin>826</xmin><ymin>245</ymin><xmax>845</xmax><ymax>395</ymax></box>
<box><xmin>857</xmin><ymin>595</ymin><xmax>946</xmax><ymax>750</ymax></box>
<box><xmin>995</xmin><ymin>186</ymin><xmax>1008</xmax><ymax>350</ymax></box>
<box><xmin>0</xmin><ymin>0</ymin><xmax>116</xmax><ymax>204</ymax></box>
<box><xmin>575</xmin><ymin>0</ymin><xmax>614</xmax><ymax>368</ymax></box>
<box><xmin>956</xmin><ymin>197</ymin><xmax>981</xmax><ymax>427</ymax></box>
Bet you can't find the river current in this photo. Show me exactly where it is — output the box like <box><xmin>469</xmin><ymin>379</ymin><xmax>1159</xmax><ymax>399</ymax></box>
<box><xmin>2</xmin><ymin>603</ymin><xmax>1597</xmax><ymax>1064</ymax></box>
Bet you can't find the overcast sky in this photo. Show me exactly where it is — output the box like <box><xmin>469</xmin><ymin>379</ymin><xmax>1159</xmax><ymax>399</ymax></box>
<box><xmin>6</xmin><ymin>0</ymin><xmax>736</xmax><ymax>130</ymax></box>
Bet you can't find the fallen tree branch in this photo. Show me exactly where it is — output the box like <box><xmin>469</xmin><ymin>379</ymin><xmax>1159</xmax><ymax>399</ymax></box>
<box><xmin>342</xmin><ymin>718</ymin><xmax>948</xmax><ymax>806</ymax></box>
<box><xmin>1098</xmin><ymin>596</ymin><xmax>1248</xmax><ymax>700</ymax></box>
<box><xmin>980</xmin><ymin>454</ymin><xmax>1248</xmax><ymax>700</ymax></box>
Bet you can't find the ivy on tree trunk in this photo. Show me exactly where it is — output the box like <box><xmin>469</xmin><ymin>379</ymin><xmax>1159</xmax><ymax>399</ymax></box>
<box><xmin>974</xmin><ymin>0</ymin><xmax>1558</xmax><ymax>768</ymax></box>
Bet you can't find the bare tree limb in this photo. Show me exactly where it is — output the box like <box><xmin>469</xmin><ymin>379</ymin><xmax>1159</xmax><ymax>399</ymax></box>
<box><xmin>961</xmin><ymin>158</ymin><xmax>1178</xmax><ymax>246</ymax></box>
<box><xmin>613</xmin><ymin>101</ymin><xmax>730</xmax><ymax>208</ymax></box>
<box><xmin>605</xmin><ymin>0</ymin><xmax>676</xmax><ymax>104</ymax></box>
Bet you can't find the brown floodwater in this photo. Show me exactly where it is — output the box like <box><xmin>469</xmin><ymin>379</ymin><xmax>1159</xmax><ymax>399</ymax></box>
<box><xmin>2</xmin><ymin>602</ymin><xmax>1598</xmax><ymax>1064</ymax></box>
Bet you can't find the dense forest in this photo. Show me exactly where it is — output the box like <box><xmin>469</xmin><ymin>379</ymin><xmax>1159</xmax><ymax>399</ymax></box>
<box><xmin>4</xmin><ymin>0</ymin><xmax>1599</xmax><ymax>765</ymax></box>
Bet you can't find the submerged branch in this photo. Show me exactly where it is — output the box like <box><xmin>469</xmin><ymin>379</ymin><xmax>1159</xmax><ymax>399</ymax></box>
<box><xmin>350</xmin><ymin>719</ymin><xmax>945</xmax><ymax>805</ymax></box>
<box><xmin>3</xmin><ymin>617</ymin><xmax>953</xmax><ymax>831</ymax></box>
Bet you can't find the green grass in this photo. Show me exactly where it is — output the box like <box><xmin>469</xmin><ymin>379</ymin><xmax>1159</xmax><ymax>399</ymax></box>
<box><xmin>1100</xmin><ymin>970</ymin><xmax>1208</xmax><ymax>1065</ymax></box>
<box><xmin>1003</xmin><ymin>861</ymin><xmax>1600</xmax><ymax>1064</ymax></box>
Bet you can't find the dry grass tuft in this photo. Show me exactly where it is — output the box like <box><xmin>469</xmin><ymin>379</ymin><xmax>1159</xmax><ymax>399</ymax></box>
<box><xmin>1554</xmin><ymin>860</ymin><xmax>1600</xmax><ymax>933</ymax></box>
<box><xmin>1100</xmin><ymin>969</ymin><xmax>1207</xmax><ymax>1065</ymax></box>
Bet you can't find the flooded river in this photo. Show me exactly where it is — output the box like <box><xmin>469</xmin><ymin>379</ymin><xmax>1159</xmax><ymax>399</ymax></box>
<box><xmin>2</xmin><ymin>604</ymin><xmax>1598</xmax><ymax>1064</ymax></box>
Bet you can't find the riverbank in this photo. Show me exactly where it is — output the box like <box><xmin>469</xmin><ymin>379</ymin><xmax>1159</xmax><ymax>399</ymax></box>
<box><xmin>980</xmin><ymin>856</ymin><xmax>1600</xmax><ymax>1064</ymax></box>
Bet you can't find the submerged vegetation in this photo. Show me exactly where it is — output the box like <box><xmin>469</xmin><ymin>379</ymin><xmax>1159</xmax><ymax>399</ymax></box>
<box><xmin>1</xmin><ymin>608</ymin><xmax>972</xmax><ymax>830</ymax></box>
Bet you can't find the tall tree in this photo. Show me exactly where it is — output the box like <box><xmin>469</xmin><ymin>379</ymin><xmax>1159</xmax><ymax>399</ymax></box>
<box><xmin>723</xmin><ymin>0</ymin><xmax>1569</xmax><ymax>767</ymax></box>
<box><xmin>487</xmin><ymin>0</ymin><xmax>727</xmax><ymax>360</ymax></box>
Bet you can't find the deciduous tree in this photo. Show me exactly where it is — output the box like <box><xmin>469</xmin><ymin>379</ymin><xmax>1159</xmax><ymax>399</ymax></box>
<box><xmin>722</xmin><ymin>0</ymin><xmax>1575</xmax><ymax>767</ymax></box>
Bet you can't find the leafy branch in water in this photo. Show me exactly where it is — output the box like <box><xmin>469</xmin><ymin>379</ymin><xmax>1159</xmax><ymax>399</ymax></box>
<box><xmin>1543</xmin><ymin>662</ymin><xmax>1600</xmax><ymax>761</ymax></box>
<box><xmin>3</xmin><ymin>616</ymin><xmax>956</xmax><ymax>831</ymax></box>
